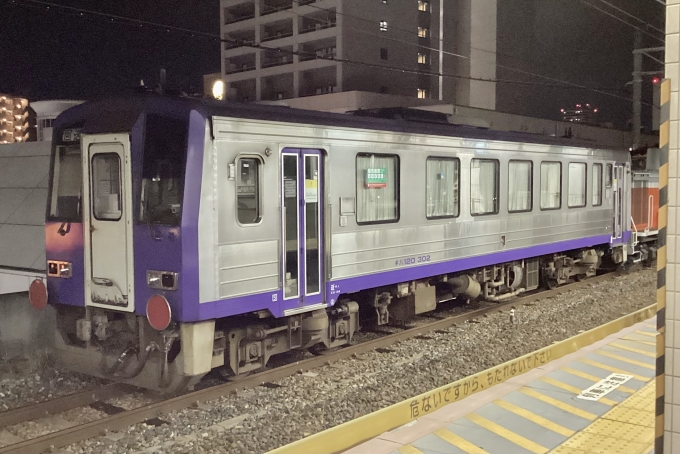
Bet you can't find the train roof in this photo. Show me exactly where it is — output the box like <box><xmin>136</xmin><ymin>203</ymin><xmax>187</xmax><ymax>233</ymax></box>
<box><xmin>58</xmin><ymin>94</ymin><xmax>623</xmax><ymax>152</ymax></box>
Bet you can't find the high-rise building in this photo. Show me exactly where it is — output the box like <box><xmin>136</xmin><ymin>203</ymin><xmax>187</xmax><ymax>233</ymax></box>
<box><xmin>0</xmin><ymin>95</ymin><xmax>29</xmax><ymax>144</ymax></box>
<box><xmin>219</xmin><ymin>0</ymin><xmax>497</xmax><ymax>109</ymax></box>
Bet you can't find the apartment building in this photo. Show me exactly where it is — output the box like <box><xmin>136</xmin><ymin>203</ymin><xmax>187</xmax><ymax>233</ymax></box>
<box><xmin>0</xmin><ymin>95</ymin><xmax>29</xmax><ymax>144</ymax></box>
<box><xmin>220</xmin><ymin>0</ymin><xmax>497</xmax><ymax>109</ymax></box>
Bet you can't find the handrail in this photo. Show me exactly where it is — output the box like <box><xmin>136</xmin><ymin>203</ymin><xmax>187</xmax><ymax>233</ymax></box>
<box><xmin>630</xmin><ymin>216</ymin><xmax>639</xmax><ymax>247</ymax></box>
<box><xmin>646</xmin><ymin>194</ymin><xmax>654</xmax><ymax>234</ymax></box>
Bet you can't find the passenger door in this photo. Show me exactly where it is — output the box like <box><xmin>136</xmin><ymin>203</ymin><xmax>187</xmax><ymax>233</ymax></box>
<box><xmin>82</xmin><ymin>134</ymin><xmax>134</xmax><ymax>312</ymax></box>
<box><xmin>612</xmin><ymin>163</ymin><xmax>626</xmax><ymax>241</ymax></box>
<box><xmin>281</xmin><ymin>148</ymin><xmax>324</xmax><ymax>310</ymax></box>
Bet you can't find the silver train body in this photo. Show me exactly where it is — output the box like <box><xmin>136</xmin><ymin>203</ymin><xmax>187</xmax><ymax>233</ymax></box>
<box><xmin>44</xmin><ymin>98</ymin><xmax>632</xmax><ymax>390</ymax></box>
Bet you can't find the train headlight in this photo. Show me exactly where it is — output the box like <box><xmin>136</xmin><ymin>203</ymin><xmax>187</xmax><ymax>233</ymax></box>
<box><xmin>146</xmin><ymin>270</ymin><xmax>178</xmax><ymax>291</ymax></box>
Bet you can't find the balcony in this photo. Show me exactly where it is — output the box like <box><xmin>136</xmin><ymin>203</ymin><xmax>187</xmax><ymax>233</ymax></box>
<box><xmin>261</xmin><ymin>18</ymin><xmax>294</xmax><ymax>42</ymax></box>
<box><xmin>224</xmin><ymin>29</ymin><xmax>256</xmax><ymax>50</ymax></box>
<box><xmin>262</xmin><ymin>46</ymin><xmax>294</xmax><ymax>68</ymax></box>
<box><xmin>261</xmin><ymin>0</ymin><xmax>293</xmax><ymax>16</ymax></box>
<box><xmin>299</xmin><ymin>37</ymin><xmax>336</xmax><ymax>62</ymax></box>
<box><xmin>229</xmin><ymin>79</ymin><xmax>257</xmax><ymax>102</ymax></box>
<box><xmin>299</xmin><ymin>9</ymin><xmax>336</xmax><ymax>34</ymax></box>
<box><xmin>225</xmin><ymin>53</ymin><xmax>257</xmax><ymax>74</ymax></box>
<box><xmin>224</xmin><ymin>2</ymin><xmax>255</xmax><ymax>24</ymax></box>
<box><xmin>262</xmin><ymin>73</ymin><xmax>294</xmax><ymax>101</ymax></box>
<box><xmin>299</xmin><ymin>66</ymin><xmax>337</xmax><ymax>97</ymax></box>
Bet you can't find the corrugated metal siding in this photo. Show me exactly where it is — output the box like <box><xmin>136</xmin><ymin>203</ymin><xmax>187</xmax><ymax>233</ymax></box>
<box><xmin>0</xmin><ymin>142</ymin><xmax>51</xmax><ymax>271</ymax></box>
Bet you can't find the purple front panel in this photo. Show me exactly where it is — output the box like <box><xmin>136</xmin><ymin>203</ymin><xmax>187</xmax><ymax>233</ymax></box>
<box><xmin>196</xmin><ymin>233</ymin><xmax>613</xmax><ymax>320</ymax></box>
<box><xmin>46</xmin><ymin>222</ymin><xmax>85</xmax><ymax>307</ymax></box>
<box><xmin>610</xmin><ymin>230</ymin><xmax>632</xmax><ymax>246</ymax></box>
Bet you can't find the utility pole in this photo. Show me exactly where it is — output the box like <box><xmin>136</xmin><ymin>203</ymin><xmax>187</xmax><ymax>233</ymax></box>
<box><xmin>633</xmin><ymin>29</ymin><xmax>642</xmax><ymax>149</ymax></box>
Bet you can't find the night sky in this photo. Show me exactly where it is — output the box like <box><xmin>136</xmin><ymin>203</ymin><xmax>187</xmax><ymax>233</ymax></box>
<box><xmin>0</xmin><ymin>0</ymin><xmax>666</xmax><ymax>130</ymax></box>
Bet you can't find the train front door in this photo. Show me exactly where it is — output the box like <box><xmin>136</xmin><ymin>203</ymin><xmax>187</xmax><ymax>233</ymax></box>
<box><xmin>281</xmin><ymin>148</ymin><xmax>324</xmax><ymax>309</ymax></box>
<box><xmin>612</xmin><ymin>163</ymin><xmax>626</xmax><ymax>241</ymax></box>
<box><xmin>82</xmin><ymin>134</ymin><xmax>134</xmax><ymax>312</ymax></box>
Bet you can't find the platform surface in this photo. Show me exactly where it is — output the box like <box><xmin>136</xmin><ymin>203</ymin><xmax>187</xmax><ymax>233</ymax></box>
<box><xmin>344</xmin><ymin>318</ymin><xmax>657</xmax><ymax>454</ymax></box>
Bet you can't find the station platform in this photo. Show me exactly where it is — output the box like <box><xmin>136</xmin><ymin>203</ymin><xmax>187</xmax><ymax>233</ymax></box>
<box><xmin>344</xmin><ymin>318</ymin><xmax>657</xmax><ymax>454</ymax></box>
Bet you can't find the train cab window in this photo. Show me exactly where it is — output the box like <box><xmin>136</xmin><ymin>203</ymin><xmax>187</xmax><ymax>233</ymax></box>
<box><xmin>426</xmin><ymin>157</ymin><xmax>459</xmax><ymax>218</ymax></box>
<box><xmin>356</xmin><ymin>153</ymin><xmax>399</xmax><ymax>224</ymax></box>
<box><xmin>593</xmin><ymin>163</ymin><xmax>603</xmax><ymax>206</ymax></box>
<box><xmin>605</xmin><ymin>164</ymin><xmax>613</xmax><ymax>188</ymax></box>
<box><xmin>508</xmin><ymin>160</ymin><xmax>533</xmax><ymax>213</ymax></box>
<box><xmin>540</xmin><ymin>162</ymin><xmax>561</xmax><ymax>210</ymax></box>
<box><xmin>568</xmin><ymin>162</ymin><xmax>587</xmax><ymax>208</ymax></box>
<box><xmin>49</xmin><ymin>145</ymin><xmax>82</xmax><ymax>221</ymax></box>
<box><xmin>91</xmin><ymin>153</ymin><xmax>122</xmax><ymax>221</ymax></box>
<box><xmin>470</xmin><ymin>158</ymin><xmax>499</xmax><ymax>215</ymax></box>
<box><xmin>140</xmin><ymin>115</ymin><xmax>187</xmax><ymax>226</ymax></box>
<box><xmin>236</xmin><ymin>158</ymin><xmax>261</xmax><ymax>224</ymax></box>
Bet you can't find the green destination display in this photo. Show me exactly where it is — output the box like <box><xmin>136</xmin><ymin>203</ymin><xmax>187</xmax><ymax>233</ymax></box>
<box><xmin>366</xmin><ymin>168</ymin><xmax>387</xmax><ymax>188</ymax></box>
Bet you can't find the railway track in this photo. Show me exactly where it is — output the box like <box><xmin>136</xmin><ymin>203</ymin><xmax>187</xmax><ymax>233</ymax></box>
<box><xmin>0</xmin><ymin>271</ymin><xmax>623</xmax><ymax>454</ymax></box>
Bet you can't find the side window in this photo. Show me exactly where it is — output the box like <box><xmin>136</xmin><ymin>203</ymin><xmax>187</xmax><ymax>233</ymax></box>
<box><xmin>592</xmin><ymin>163</ymin><xmax>603</xmax><ymax>206</ymax></box>
<box><xmin>426</xmin><ymin>157</ymin><xmax>460</xmax><ymax>218</ymax></box>
<box><xmin>470</xmin><ymin>158</ymin><xmax>499</xmax><ymax>215</ymax></box>
<box><xmin>540</xmin><ymin>161</ymin><xmax>562</xmax><ymax>210</ymax></box>
<box><xmin>508</xmin><ymin>160</ymin><xmax>532</xmax><ymax>213</ymax></box>
<box><xmin>91</xmin><ymin>153</ymin><xmax>122</xmax><ymax>221</ymax></box>
<box><xmin>568</xmin><ymin>162</ymin><xmax>587</xmax><ymax>208</ymax></box>
<box><xmin>605</xmin><ymin>164</ymin><xmax>613</xmax><ymax>188</ymax></box>
<box><xmin>237</xmin><ymin>158</ymin><xmax>261</xmax><ymax>224</ymax></box>
<box><xmin>356</xmin><ymin>153</ymin><xmax>399</xmax><ymax>224</ymax></box>
<box><xmin>49</xmin><ymin>145</ymin><xmax>82</xmax><ymax>221</ymax></box>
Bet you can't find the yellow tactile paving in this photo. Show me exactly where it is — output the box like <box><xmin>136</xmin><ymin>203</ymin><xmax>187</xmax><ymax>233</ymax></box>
<box><xmin>493</xmin><ymin>399</ymin><xmax>575</xmax><ymax>437</ymax></box>
<box><xmin>594</xmin><ymin>351</ymin><xmax>656</xmax><ymax>369</ymax></box>
<box><xmin>560</xmin><ymin>367</ymin><xmax>635</xmax><ymax>394</ymax></box>
<box><xmin>433</xmin><ymin>428</ymin><xmax>490</xmax><ymax>454</ymax></box>
<box><xmin>519</xmin><ymin>388</ymin><xmax>598</xmax><ymax>420</ymax></box>
<box><xmin>550</xmin><ymin>382</ymin><xmax>655</xmax><ymax>454</ymax></box>
<box><xmin>623</xmin><ymin>338</ymin><xmax>656</xmax><ymax>347</ymax></box>
<box><xmin>538</xmin><ymin>377</ymin><xmax>617</xmax><ymax>406</ymax></box>
<box><xmin>466</xmin><ymin>413</ymin><xmax>550</xmax><ymax>454</ymax></box>
<box><xmin>397</xmin><ymin>445</ymin><xmax>424</xmax><ymax>454</ymax></box>
<box><xmin>577</xmin><ymin>358</ymin><xmax>649</xmax><ymax>382</ymax></box>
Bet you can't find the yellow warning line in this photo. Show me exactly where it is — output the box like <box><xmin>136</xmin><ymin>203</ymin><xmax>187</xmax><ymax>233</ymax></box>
<box><xmin>634</xmin><ymin>330</ymin><xmax>657</xmax><ymax>338</ymax></box>
<box><xmin>622</xmin><ymin>337</ymin><xmax>656</xmax><ymax>347</ymax></box>
<box><xmin>560</xmin><ymin>367</ymin><xmax>635</xmax><ymax>394</ymax></box>
<box><xmin>493</xmin><ymin>399</ymin><xmax>574</xmax><ymax>437</ymax></box>
<box><xmin>609</xmin><ymin>342</ymin><xmax>656</xmax><ymax>358</ymax></box>
<box><xmin>434</xmin><ymin>428</ymin><xmax>490</xmax><ymax>454</ymax></box>
<box><xmin>595</xmin><ymin>351</ymin><xmax>656</xmax><ymax>370</ymax></box>
<box><xmin>466</xmin><ymin>413</ymin><xmax>549</xmax><ymax>454</ymax></box>
<box><xmin>519</xmin><ymin>388</ymin><xmax>597</xmax><ymax>421</ymax></box>
<box><xmin>398</xmin><ymin>445</ymin><xmax>424</xmax><ymax>454</ymax></box>
<box><xmin>578</xmin><ymin>358</ymin><xmax>649</xmax><ymax>383</ymax></box>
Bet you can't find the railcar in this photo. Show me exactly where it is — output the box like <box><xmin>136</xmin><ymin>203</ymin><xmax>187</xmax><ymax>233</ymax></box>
<box><xmin>30</xmin><ymin>96</ymin><xmax>633</xmax><ymax>391</ymax></box>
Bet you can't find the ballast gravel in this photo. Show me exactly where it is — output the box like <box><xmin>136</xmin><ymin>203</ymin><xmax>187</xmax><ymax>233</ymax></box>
<box><xmin>49</xmin><ymin>270</ymin><xmax>656</xmax><ymax>453</ymax></box>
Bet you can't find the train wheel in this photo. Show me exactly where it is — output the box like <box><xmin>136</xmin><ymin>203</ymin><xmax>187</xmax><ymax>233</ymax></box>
<box><xmin>574</xmin><ymin>274</ymin><xmax>588</xmax><ymax>282</ymax></box>
<box><xmin>546</xmin><ymin>278</ymin><xmax>559</xmax><ymax>290</ymax></box>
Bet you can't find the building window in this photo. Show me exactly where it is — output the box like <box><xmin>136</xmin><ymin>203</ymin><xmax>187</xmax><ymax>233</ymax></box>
<box><xmin>418</xmin><ymin>27</ymin><xmax>429</xmax><ymax>38</ymax></box>
<box><xmin>237</xmin><ymin>158</ymin><xmax>261</xmax><ymax>224</ymax></box>
<box><xmin>540</xmin><ymin>161</ymin><xmax>561</xmax><ymax>210</ymax></box>
<box><xmin>380</xmin><ymin>48</ymin><xmax>388</xmax><ymax>60</ymax></box>
<box><xmin>471</xmin><ymin>159</ymin><xmax>499</xmax><ymax>215</ymax></box>
<box><xmin>593</xmin><ymin>163</ymin><xmax>603</xmax><ymax>206</ymax></box>
<box><xmin>508</xmin><ymin>160</ymin><xmax>533</xmax><ymax>213</ymax></box>
<box><xmin>417</xmin><ymin>88</ymin><xmax>429</xmax><ymax>99</ymax></box>
<box><xmin>380</xmin><ymin>21</ymin><xmax>388</xmax><ymax>31</ymax></box>
<box><xmin>568</xmin><ymin>163</ymin><xmax>587</xmax><ymax>208</ymax></box>
<box><xmin>426</xmin><ymin>157</ymin><xmax>460</xmax><ymax>218</ymax></box>
<box><xmin>356</xmin><ymin>153</ymin><xmax>399</xmax><ymax>224</ymax></box>
<box><xmin>418</xmin><ymin>53</ymin><xmax>428</xmax><ymax>65</ymax></box>
<box><xmin>418</xmin><ymin>1</ymin><xmax>430</xmax><ymax>12</ymax></box>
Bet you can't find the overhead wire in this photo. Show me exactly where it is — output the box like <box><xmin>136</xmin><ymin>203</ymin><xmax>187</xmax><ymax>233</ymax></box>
<box><xmin>578</xmin><ymin>0</ymin><xmax>665</xmax><ymax>43</ymax></box>
<box><xmin>589</xmin><ymin>0</ymin><xmax>665</xmax><ymax>34</ymax></box>
<box><xmin>8</xmin><ymin>0</ymin><xmax>652</xmax><ymax>105</ymax></box>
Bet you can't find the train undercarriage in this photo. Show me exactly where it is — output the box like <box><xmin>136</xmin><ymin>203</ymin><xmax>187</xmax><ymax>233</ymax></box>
<box><xmin>51</xmin><ymin>245</ymin><xmax>623</xmax><ymax>392</ymax></box>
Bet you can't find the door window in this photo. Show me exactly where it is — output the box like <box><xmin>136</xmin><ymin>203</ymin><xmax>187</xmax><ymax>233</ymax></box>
<box><xmin>236</xmin><ymin>158</ymin><xmax>261</xmax><ymax>224</ymax></box>
<box><xmin>305</xmin><ymin>155</ymin><xmax>320</xmax><ymax>294</ymax></box>
<box><xmin>91</xmin><ymin>153</ymin><xmax>122</xmax><ymax>221</ymax></box>
<box><xmin>283</xmin><ymin>154</ymin><xmax>299</xmax><ymax>299</ymax></box>
<box><xmin>49</xmin><ymin>145</ymin><xmax>82</xmax><ymax>221</ymax></box>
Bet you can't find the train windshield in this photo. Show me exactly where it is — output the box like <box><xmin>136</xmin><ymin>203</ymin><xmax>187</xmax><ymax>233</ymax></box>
<box><xmin>140</xmin><ymin>114</ymin><xmax>188</xmax><ymax>226</ymax></box>
<box><xmin>48</xmin><ymin>145</ymin><xmax>82</xmax><ymax>221</ymax></box>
